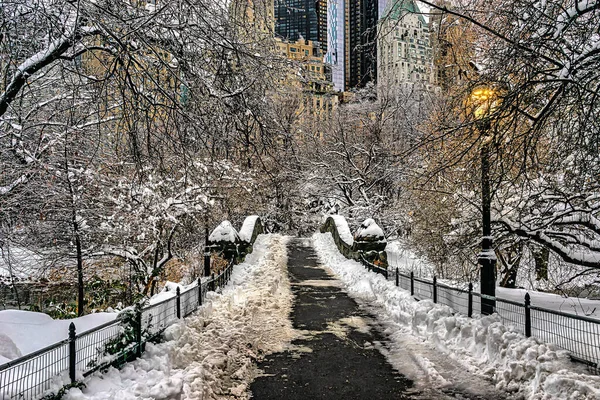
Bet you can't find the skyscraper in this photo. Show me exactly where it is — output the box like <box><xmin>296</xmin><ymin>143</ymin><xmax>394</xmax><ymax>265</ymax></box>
<box><xmin>325</xmin><ymin>0</ymin><xmax>345</xmax><ymax>91</ymax></box>
<box><xmin>325</xmin><ymin>0</ymin><xmax>381</xmax><ymax>91</ymax></box>
<box><xmin>275</xmin><ymin>1</ymin><xmax>318</xmax><ymax>43</ymax></box>
<box><xmin>316</xmin><ymin>0</ymin><xmax>329</xmax><ymax>54</ymax></box>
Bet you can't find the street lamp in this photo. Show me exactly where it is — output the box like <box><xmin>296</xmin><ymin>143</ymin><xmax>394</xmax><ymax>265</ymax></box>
<box><xmin>471</xmin><ymin>87</ymin><xmax>497</xmax><ymax>315</ymax></box>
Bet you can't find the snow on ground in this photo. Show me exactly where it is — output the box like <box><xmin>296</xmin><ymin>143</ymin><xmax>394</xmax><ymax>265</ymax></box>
<box><xmin>313</xmin><ymin>232</ymin><xmax>600</xmax><ymax>400</ymax></box>
<box><xmin>0</xmin><ymin>310</ymin><xmax>117</xmax><ymax>363</ymax></box>
<box><xmin>386</xmin><ymin>240</ymin><xmax>435</xmax><ymax>278</ymax></box>
<box><xmin>65</xmin><ymin>234</ymin><xmax>294</xmax><ymax>400</ymax></box>
<box><xmin>497</xmin><ymin>287</ymin><xmax>600</xmax><ymax>319</ymax></box>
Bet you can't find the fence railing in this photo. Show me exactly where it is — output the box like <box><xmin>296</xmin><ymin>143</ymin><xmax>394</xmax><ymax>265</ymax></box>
<box><xmin>363</xmin><ymin>260</ymin><xmax>600</xmax><ymax>374</ymax></box>
<box><xmin>0</xmin><ymin>259</ymin><xmax>235</xmax><ymax>400</ymax></box>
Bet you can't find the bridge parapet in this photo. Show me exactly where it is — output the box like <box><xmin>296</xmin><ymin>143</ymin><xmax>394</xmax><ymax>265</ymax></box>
<box><xmin>320</xmin><ymin>216</ymin><xmax>388</xmax><ymax>269</ymax></box>
<box><xmin>207</xmin><ymin>216</ymin><xmax>265</xmax><ymax>264</ymax></box>
<box><xmin>238</xmin><ymin>215</ymin><xmax>264</xmax><ymax>255</ymax></box>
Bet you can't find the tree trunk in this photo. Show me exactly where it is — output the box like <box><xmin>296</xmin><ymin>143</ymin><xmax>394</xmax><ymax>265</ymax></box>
<box><xmin>531</xmin><ymin>244</ymin><xmax>549</xmax><ymax>281</ymax></box>
<box><xmin>2</xmin><ymin>246</ymin><xmax>22</xmax><ymax>309</ymax></box>
<box><xmin>75</xmin><ymin>232</ymin><xmax>85</xmax><ymax>316</ymax></box>
<box><xmin>498</xmin><ymin>243</ymin><xmax>522</xmax><ymax>288</ymax></box>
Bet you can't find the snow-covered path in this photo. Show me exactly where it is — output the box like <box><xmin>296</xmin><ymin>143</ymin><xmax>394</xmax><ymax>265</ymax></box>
<box><xmin>313</xmin><ymin>233</ymin><xmax>600</xmax><ymax>400</ymax></box>
<box><xmin>65</xmin><ymin>234</ymin><xmax>295</xmax><ymax>400</ymax></box>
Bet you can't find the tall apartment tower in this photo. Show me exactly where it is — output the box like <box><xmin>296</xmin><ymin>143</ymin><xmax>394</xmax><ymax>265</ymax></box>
<box><xmin>275</xmin><ymin>0</ymin><xmax>327</xmax><ymax>52</ymax></box>
<box><xmin>325</xmin><ymin>0</ymin><xmax>381</xmax><ymax>92</ymax></box>
<box><xmin>316</xmin><ymin>0</ymin><xmax>329</xmax><ymax>54</ymax></box>
<box><xmin>377</xmin><ymin>0</ymin><xmax>436</xmax><ymax>93</ymax></box>
<box><xmin>325</xmin><ymin>0</ymin><xmax>345</xmax><ymax>91</ymax></box>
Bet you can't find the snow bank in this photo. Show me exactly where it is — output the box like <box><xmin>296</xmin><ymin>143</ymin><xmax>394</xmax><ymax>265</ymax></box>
<box><xmin>0</xmin><ymin>310</ymin><xmax>117</xmax><ymax>361</ymax></box>
<box><xmin>238</xmin><ymin>215</ymin><xmax>260</xmax><ymax>242</ymax></box>
<box><xmin>313</xmin><ymin>232</ymin><xmax>600</xmax><ymax>400</ymax></box>
<box><xmin>208</xmin><ymin>220</ymin><xmax>239</xmax><ymax>243</ymax></box>
<box><xmin>66</xmin><ymin>234</ymin><xmax>294</xmax><ymax>400</ymax></box>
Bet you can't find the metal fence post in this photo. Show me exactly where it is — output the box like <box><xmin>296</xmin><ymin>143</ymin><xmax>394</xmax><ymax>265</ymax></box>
<box><xmin>198</xmin><ymin>278</ymin><xmax>202</xmax><ymax>306</ymax></box>
<box><xmin>135</xmin><ymin>308</ymin><xmax>142</xmax><ymax>357</ymax></box>
<box><xmin>204</xmin><ymin>249</ymin><xmax>211</xmax><ymax>277</ymax></box>
<box><xmin>395</xmin><ymin>268</ymin><xmax>399</xmax><ymax>287</ymax></box>
<box><xmin>410</xmin><ymin>271</ymin><xmax>414</xmax><ymax>296</ymax></box>
<box><xmin>525</xmin><ymin>293</ymin><xmax>532</xmax><ymax>337</ymax></box>
<box><xmin>468</xmin><ymin>283</ymin><xmax>473</xmax><ymax>318</ymax></box>
<box><xmin>176</xmin><ymin>287</ymin><xmax>181</xmax><ymax>319</ymax></box>
<box><xmin>433</xmin><ymin>276</ymin><xmax>438</xmax><ymax>303</ymax></box>
<box><xmin>68</xmin><ymin>322</ymin><xmax>76</xmax><ymax>384</ymax></box>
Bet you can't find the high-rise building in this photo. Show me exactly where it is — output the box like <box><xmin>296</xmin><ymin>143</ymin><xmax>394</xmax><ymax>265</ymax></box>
<box><xmin>230</xmin><ymin>0</ymin><xmax>275</xmax><ymax>37</ymax></box>
<box><xmin>377</xmin><ymin>0</ymin><xmax>436</xmax><ymax>93</ymax></box>
<box><xmin>325</xmin><ymin>0</ymin><xmax>345</xmax><ymax>91</ymax></box>
<box><xmin>346</xmin><ymin>0</ymin><xmax>378</xmax><ymax>88</ymax></box>
<box><xmin>316</xmin><ymin>0</ymin><xmax>329</xmax><ymax>54</ymax></box>
<box><xmin>275</xmin><ymin>1</ymin><xmax>318</xmax><ymax>43</ymax></box>
<box><xmin>325</xmin><ymin>0</ymin><xmax>381</xmax><ymax>92</ymax></box>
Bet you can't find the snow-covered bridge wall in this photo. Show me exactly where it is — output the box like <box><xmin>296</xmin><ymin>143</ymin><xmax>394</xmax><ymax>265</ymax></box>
<box><xmin>207</xmin><ymin>216</ymin><xmax>264</xmax><ymax>262</ymax></box>
<box><xmin>320</xmin><ymin>216</ymin><xmax>388</xmax><ymax>273</ymax></box>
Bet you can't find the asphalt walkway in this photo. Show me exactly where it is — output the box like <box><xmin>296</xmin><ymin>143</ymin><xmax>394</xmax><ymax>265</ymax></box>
<box><xmin>250</xmin><ymin>238</ymin><xmax>419</xmax><ymax>399</ymax></box>
<box><xmin>250</xmin><ymin>238</ymin><xmax>507</xmax><ymax>400</ymax></box>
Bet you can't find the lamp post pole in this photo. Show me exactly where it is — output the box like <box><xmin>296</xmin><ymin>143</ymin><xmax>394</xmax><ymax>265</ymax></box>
<box><xmin>479</xmin><ymin>126</ymin><xmax>496</xmax><ymax>315</ymax></box>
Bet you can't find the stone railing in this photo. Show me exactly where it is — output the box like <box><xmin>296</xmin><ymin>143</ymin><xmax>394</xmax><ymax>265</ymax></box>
<box><xmin>320</xmin><ymin>216</ymin><xmax>388</xmax><ymax>271</ymax></box>
<box><xmin>206</xmin><ymin>216</ymin><xmax>264</xmax><ymax>267</ymax></box>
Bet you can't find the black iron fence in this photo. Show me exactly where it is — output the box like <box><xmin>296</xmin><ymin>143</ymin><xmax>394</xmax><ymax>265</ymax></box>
<box><xmin>361</xmin><ymin>257</ymin><xmax>600</xmax><ymax>374</ymax></box>
<box><xmin>0</xmin><ymin>260</ymin><xmax>234</xmax><ymax>400</ymax></box>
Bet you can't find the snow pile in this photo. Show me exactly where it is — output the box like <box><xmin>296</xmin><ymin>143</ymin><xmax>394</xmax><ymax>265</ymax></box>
<box><xmin>354</xmin><ymin>218</ymin><xmax>385</xmax><ymax>241</ymax></box>
<box><xmin>313</xmin><ymin>232</ymin><xmax>600</xmax><ymax>400</ymax></box>
<box><xmin>238</xmin><ymin>215</ymin><xmax>260</xmax><ymax>242</ymax></box>
<box><xmin>208</xmin><ymin>220</ymin><xmax>240</xmax><ymax>243</ymax></box>
<box><xmin>0</xmin><ymin>333</ymin><xmax>21</xmax><ymax>364</ymax></box>
<box><xmin>0</xmin><ymin>310</ymin><xmax>117</xmax><ymax>363</ymax></box>
<box><xmin>148</xmin><ymin>280</ymin><xmax>201</xmax><ymax>305</ymax></box>
<box><xmin>328</xmin><ymin>215</ymin><xmax>354</xmax><ymax>245</ymax></box>
<box><xmin>65</xmin><ymin>234</ymin><xmax>294</xmax><ymax>400</ymax></box>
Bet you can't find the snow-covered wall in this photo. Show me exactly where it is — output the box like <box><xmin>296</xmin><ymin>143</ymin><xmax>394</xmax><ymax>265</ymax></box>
<box><xmin>208</xmin><ymin>221</ymin><xmax>240</xmax><ymax>243</ymax></box>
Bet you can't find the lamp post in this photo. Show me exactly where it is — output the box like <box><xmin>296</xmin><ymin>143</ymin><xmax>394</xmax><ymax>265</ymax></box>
<box><xmin>471</xmin><ymin>88</ymin><xmax>497</xmax><ymax>316</ymax></box>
